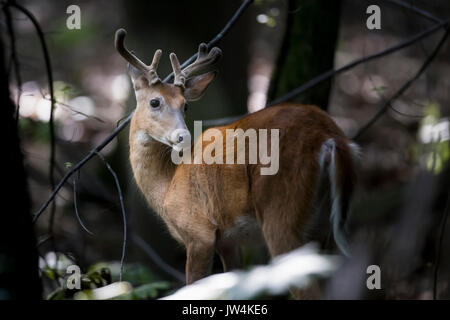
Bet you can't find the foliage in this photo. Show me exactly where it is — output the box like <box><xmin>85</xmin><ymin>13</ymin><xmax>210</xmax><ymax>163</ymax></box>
<box><xmin>43</xmin><ymin>254</ymin><xmax>170</xmax><ymax>300</ymax></box>
<box><xmin>415</xmin><ymin>101</ymin><xmax>450</xmax><ymax>174</ymax></box>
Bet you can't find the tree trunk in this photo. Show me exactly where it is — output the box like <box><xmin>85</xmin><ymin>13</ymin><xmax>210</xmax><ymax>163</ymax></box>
<box><xmin>269</xmin><ymin>0</ymin><xmax>341</xmax><ymax>110</ymax></box>
<box><xmin>1</xmin><ymin>36</ymin><xmax>42</xmax><ymax>299</ymax></box>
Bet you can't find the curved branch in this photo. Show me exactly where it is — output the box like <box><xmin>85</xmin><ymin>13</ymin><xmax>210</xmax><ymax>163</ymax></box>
<box><xmin>73</xmin><ymin>174</ymin><xmax>94</xmax><ymax>235</ymax></box>
<box><xmin>353</xmin><ymin>25</ymin><xmax>449</xmax><ymax>140</ymax></box>
<box><xmin>95</xmin><ymin>151</ymin><xmax>127</xmax><ymax>282</ymax></box>
<box><xmin>10</xmin><ymin>1</ymin><xmax>57</xmax><ymax>233</ymax></box>
<box><xmin>268</xmin><ymin>19</ymin><xmax>448</xmax><ymax>106</ymax></box>
<box><xmin>164</xmin><ymin>0</ymin><xmax>253</xmax><ymax>83</ymax></box>
<box><xmin>202</xmin><ymin>18</ymin><xmax>448</xmax><ymax>125</ymax></box>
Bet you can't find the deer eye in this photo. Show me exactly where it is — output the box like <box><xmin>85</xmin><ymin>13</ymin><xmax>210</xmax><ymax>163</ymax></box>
<box><xmin>150</xmin><ymin>98</ymin><xmax>160</xmax><ymax>109</ymax></box>
<box><xmin>184</xmin><ymin>103</ymin><xmax>189</xmax><ymax>112</ymax></box>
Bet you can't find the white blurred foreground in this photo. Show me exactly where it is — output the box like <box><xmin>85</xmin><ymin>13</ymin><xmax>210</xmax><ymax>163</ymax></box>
<box><xmin>162</xmin><ymin>243</ymin><xmax>339</xmax><ymax>300</ymax></box>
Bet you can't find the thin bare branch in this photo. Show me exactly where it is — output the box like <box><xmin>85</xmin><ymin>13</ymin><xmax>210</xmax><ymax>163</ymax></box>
<box><xmin>9</xmin><ymin>1</ymin><xmax>58</xmax><ymax>236</ymax></box>
<box><xmin>268</xmin><ymin>19</ymin><xmax>448</xmax><ymax>106</ymax></box>
<box><xmin>73</xmin><ymin>173</ymin><xmax>94</xmax><ymax>235</ymax></box>
<box><xmin>353</xmin><ymin>26</ymin><xmax>449</xmax><ymax>140</ymax></box>
<box><xmin>164</xmin><ymin>0</ymin><xmax>253</xmax><ymax>83</ymax></box>
<box><xmin>94</xmin><ymin>151</ymin><xmax>127</xmax><ymax>282</ymax></box>
<box><xmin>35</xmin><ymin>90</ymin><xmax>105</xmax><ymax>123</ymax></box>
<box><xmin>386</xmin><ymin>0</ymin><xmax>443</xmax><ymax>24</ymax></box>
<box><xmin>363</xmin><ymin>42</ymin><xmax>424</xmax><ymax>119</ymax></box>
<box><xmin>203</xmin><ymin>18</ymin><xmax>448</xmax><ymax>125</ymax></box>
<box><xmin>131</xmin><ymin>233</ymin><xmax>185</xmax><ymax>283</ymax></box>
<box><xmin>47</xmin><ymin>97</ymin><xmax>105</xmax><ymax>123</ymax></box>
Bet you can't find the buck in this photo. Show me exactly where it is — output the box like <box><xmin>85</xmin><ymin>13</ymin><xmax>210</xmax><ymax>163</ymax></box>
<box><xmin>115</xmin><ymin>29</ymin><xmax>358</xmax><ymax>291</ymax></box>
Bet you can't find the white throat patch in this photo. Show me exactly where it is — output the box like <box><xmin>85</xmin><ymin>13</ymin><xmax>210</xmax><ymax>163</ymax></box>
<box><xmin>135</xmin><ymin>130</ymin><xmax>152</xmax><ymax>145</ymax></box>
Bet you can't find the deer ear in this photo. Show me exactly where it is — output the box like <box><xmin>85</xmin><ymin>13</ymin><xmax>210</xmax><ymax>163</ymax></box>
<box><xmin>184</xmin><ymin>71</ymin><xmax>217</xmax><ymax>101</ymax></box>
<box><xmin>128</xmin><ymin>63</ymin><xmax>149</xmax><ymax>90</ymax></box>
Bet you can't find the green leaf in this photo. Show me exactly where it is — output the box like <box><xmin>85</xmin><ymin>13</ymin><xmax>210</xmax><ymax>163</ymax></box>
<box><xmin>89</xmin><ymin>262</ymin><xmax>155</xmax><ymax>286</ymax></box>
<box><xmin>43</xmin><ymin>267</ymin><xmax>57</xmax><ymax>280</ymax></box>
<box><xmin>47</xmin><ymin>288</ymin><xmax>66</xmax><ymax>300</ymax></box>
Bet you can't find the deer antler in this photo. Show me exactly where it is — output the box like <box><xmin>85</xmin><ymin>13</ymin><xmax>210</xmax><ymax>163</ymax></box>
<box><xmin>170</xmin><ymin>43</ymin><xmax>222</xmax><ymax>88</ymax></box>
<box><xmin>115</xmin><ymin>28</ymin><xmax>162</xmax><ymax>84</ymax></box>
<box><xmin>169</xmin><ymin>52</ymin><xmax>184</xmax><ymax>87</ymax></box>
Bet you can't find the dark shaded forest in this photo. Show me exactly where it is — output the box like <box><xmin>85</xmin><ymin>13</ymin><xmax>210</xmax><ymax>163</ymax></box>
<box><xmin>2</xmin><ymin>0</ymin><xmax>450</xmax><ymax>301</ymax></box>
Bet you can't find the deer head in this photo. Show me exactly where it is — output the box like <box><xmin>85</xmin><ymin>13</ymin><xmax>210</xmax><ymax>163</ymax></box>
<box><xmin>115</xmin><ymin>28</ymin><xmax>222</xmax><ymax>151</ymax></box>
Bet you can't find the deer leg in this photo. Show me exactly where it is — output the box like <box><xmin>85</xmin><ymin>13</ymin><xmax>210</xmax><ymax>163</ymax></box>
<box><xmin>185</xmin><ymin>238</ymin><xmax>215</xmax><ymax>285</ymax></box>
<box><xmin>216</xmin><ymin>239</ymin><xmax>242</xmax><ymax>272</ymax></box>
<box><xmin>260</xmin><ymin>211</ymin><xmax>321</xmax><ymax>299</ymax></box>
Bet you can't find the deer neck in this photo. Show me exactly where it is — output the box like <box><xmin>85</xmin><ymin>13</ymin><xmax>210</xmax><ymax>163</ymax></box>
<box><xmin>129</xmin><ymin>127</ymin><xmax>176</xmax><ymax>215</ymax></box>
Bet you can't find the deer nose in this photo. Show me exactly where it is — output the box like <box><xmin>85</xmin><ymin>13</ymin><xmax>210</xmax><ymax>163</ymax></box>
<box><xmin>169</xmin><ymin>129</ymin><xmax>191</xmax><ymax>147</ymax></box>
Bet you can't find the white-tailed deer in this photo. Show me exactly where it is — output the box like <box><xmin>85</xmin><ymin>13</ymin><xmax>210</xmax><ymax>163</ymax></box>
<box><xmin>115</xmin><ymin>29</ymin><xmax>358</xmax><ymax>291</ymax></box>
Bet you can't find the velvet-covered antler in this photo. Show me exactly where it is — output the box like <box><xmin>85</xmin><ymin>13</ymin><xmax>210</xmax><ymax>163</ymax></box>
<box><xmin>169</xmin><ymin>43</ymin><xmax>222</xmax><ymax>88</ymax></box>
<box><xmin>115</xmin><ymin>28</ymin><xmax>162</xmax><ymax>84</ymax></box>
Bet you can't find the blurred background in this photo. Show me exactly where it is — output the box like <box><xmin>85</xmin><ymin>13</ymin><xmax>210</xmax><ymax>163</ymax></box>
<box><xmin>3</xmin><ymin>0</ymin><xmax>450</xmax><ymax>299</ymax></box>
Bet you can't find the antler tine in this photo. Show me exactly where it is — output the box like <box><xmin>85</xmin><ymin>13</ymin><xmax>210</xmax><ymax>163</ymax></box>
<box><xmin>115</xmin><ymin>29</ymin><xmax>150</xmax><ymax>73</ymax></box>
<box><xmin>150</xmin><ymin>49</ymin><xmax>162</xmax><ymax>70</ymax></box>
<box><xmin>169</xmin><ymin>53</ymin><xmax>184</xmax><ymax>87</ymax></box>
<box><xmin>180</xmin><ymin>43</ymin><xmax>222</xmax><ymax>81</ymax></box>
<box><xmin>148</xmin><ymin>49</ymin><xmax>162</xmax><ymax>84</ymax></box>
<box><xmin>115</xmin><ymin>28</ymin><xmax>161</xmax><ymax>83</ymax></box>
